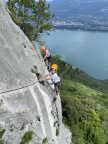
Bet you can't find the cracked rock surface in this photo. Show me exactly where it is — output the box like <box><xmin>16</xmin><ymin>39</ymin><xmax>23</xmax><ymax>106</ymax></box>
<box><xmin>0</xmin><ymin>0</ymin><xmax>72</xmax><ymax>143</ymax></box>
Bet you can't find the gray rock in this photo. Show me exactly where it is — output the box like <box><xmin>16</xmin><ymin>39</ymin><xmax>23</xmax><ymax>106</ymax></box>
<box><xmin>0</xmin><ymin>0</ymin><xmax>72</xmax><ymax>144</ymax></box>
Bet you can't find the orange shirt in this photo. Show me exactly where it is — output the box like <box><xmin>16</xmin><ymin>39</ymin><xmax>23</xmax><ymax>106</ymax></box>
<box><xmin>45</xmin><ymin>50</ymin><xmax>50</xmax><ymax>57</ymax></box>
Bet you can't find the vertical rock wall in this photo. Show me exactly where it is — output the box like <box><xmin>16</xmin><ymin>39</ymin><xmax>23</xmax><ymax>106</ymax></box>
<box><xmin>0</xmin><ymin>0</ymin><xmax>72</xmax><ymax>144</ymax></box>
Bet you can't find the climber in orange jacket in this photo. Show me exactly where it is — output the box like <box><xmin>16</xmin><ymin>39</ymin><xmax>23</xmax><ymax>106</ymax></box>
<box><xmin>39</xmin><ymin>64</ymin><xmax>61</xmax><ymax>99</ymax></box>
<box><xmin>41</xmin><ymin>46</ymin><xmax>51</xmax><ymax>70</ymax></box>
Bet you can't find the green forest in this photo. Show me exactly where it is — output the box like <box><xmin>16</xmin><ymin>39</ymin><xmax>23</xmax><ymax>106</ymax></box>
<box><xmin>51</xmin><ymin>55</ymin><xmax>108</xmax><ymax>144</ymax></box>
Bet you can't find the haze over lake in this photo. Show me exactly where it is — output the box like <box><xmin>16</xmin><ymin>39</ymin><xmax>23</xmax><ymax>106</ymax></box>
<box><xmin>42</xmin><ymin>29</ymin><xmax>108</xmax><ymax>80</ymax></box>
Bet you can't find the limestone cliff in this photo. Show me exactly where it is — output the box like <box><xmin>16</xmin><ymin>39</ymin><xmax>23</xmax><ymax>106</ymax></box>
<box><xmin>0</xmin><ymin>0</ymin><xmax>71</xmax><ymax>144</ymax></box>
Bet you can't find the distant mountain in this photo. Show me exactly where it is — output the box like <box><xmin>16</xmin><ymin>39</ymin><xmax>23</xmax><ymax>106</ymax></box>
<box><xmin>50</xmin><ymin>0</ymin><xmax>108</xmax><ymax>29</ymax></box>
<box><xmin>51</xmin><ymin>0</ymin><xmax>108</xmax><ymax>17</ymax></box>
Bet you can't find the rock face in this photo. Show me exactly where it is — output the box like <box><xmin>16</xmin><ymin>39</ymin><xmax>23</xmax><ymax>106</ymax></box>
<box><xmin>0</xmin><ymin>0</ymin><xmax>72</xmax><ymax>144</ymax></box>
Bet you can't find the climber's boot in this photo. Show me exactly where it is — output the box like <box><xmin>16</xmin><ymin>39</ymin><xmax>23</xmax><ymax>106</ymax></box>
<box><xmin>47</xmin><ymin>65</ymin><xmax>51</xmax><ymax>71</ymax></box>
<box><xmin>53</xmin><ymin>97</ymin><xmax>57</xmax><ymax>103</ymax></box>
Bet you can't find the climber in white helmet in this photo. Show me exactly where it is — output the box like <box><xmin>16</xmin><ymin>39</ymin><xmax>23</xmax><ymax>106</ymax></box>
<box><xmin>39</xmin><ymin>64</ymin><xmax>61</xmax><ymax>100</ymax></box>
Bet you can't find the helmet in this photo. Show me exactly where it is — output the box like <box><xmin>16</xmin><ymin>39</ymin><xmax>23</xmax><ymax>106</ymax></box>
<box><xmin>41</xmin><ymin>46</ymin><xmax>45</xmax><ymax>52</ymax></box>
<box><xmin>51</xmin><ymin>64</ymin><xmax>58</xmax><ymax>71</ymax></box>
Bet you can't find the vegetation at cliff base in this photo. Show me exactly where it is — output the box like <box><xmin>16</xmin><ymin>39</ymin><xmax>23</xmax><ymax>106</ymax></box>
<box><xmin>42</xmin><ymin>137</ymin><xmax>48</xmax><ymax>144</ymax></box>
<box><xmin>51</xmin><ymin>55</ymin><xmax>108</xmax><ymax>144</ymax></box>
<box><xmin>0</xmin><ymin>129</ymin><xmax>5</xmax><ymax>144</ymax></box>
<box><xmin>20</xmin><ymin>131</ymin><xmax>34</xmax><ymax>144</ymax></box>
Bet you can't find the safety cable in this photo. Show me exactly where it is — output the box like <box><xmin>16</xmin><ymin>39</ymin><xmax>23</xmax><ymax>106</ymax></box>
<box><xmin>0</xmin><ymin>80</ymin><xmax>39</xmax><ymax>95</ymax></box>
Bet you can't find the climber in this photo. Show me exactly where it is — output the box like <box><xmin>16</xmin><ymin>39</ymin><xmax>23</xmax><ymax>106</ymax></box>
<box><xmin>39</xmin><ymin>64</ymin><xmax>61</xmax><ymax>99</ymax></box>
<box><xmin>41</xmin><ymin>46</ymin><xmax>51</xmax><ymax>70</ymax></box>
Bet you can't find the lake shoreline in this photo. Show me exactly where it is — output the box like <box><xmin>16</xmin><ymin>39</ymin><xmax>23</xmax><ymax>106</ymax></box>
<box><xmin>53</xmin><ymin>25</ymin><xmax>108</xmax><ymax>33</ymax></box>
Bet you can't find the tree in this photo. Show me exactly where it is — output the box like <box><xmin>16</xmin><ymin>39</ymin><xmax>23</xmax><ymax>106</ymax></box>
<box><xmin>7</xmin><ymin>0</ymin><xmax>54</xmax><ymax>41</ymax></box>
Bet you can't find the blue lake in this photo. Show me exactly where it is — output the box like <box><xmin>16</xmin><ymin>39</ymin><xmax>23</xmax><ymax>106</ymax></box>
<box><xmin>42</xmin><ymin>29</ymin><xmax>108</xmax><ymax>80</ymax></box>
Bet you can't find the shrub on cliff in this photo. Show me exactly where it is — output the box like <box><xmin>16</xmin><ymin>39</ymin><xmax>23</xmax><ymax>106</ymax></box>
<box><xmin>7</xmin><ymin>0</ymin><xmax>54</xmax><ymax>41</ymax></box>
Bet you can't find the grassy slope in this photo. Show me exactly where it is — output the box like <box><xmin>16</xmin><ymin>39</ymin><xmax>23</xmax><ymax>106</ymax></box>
<box><xmin>51</xmin><ymin>55</ymin><xmax>108</xmax><ymax>144</ymax></box>
<box><xmin>61</xmin><ymin>80</ymin><xmax>108</xmax><ymax>144</ymax></box>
